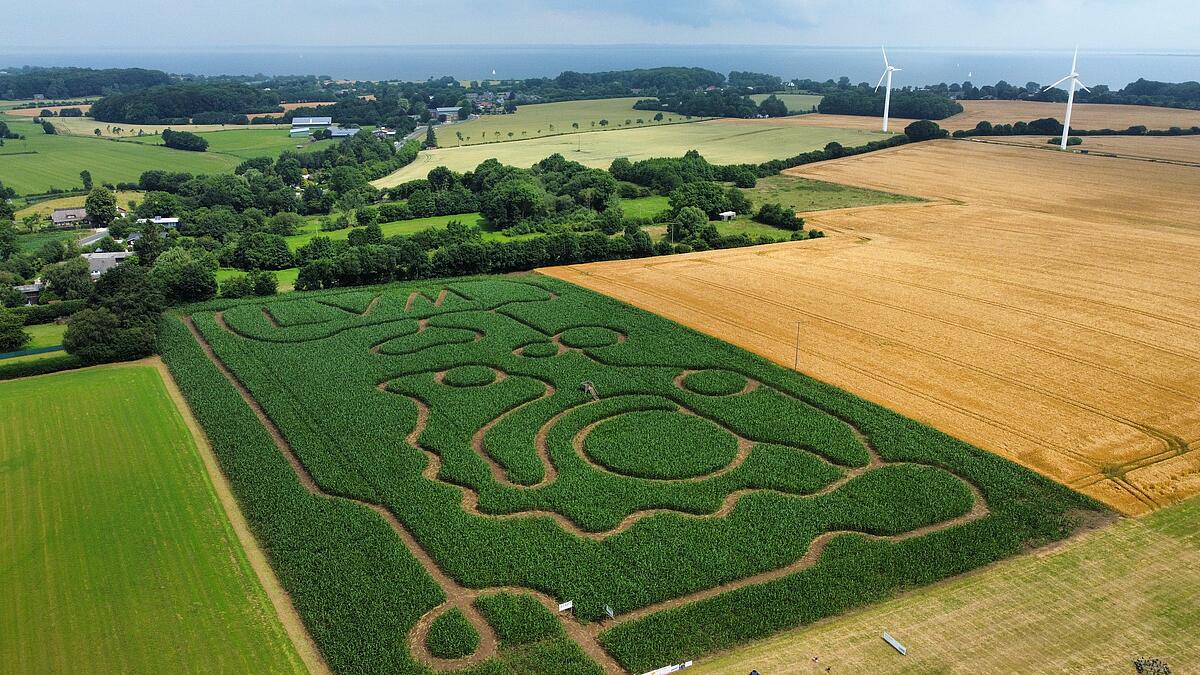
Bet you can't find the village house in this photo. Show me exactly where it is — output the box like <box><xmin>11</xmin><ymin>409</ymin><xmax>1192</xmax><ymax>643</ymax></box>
<box><xmin>81</xmin><ymin>251</ymin><xmax>133</xmax><ymax>279</ymax></box>
<box><xmin>50</xmin><ymin>206</ymin><xmax>127</xmax><ymax>228</ymax></box>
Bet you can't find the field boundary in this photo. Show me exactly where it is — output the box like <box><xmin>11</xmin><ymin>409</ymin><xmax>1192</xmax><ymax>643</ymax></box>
<box><xmin>151</xmin><ymin>355</ymin><xmax>331</xmax><ymax>675</ymax></box>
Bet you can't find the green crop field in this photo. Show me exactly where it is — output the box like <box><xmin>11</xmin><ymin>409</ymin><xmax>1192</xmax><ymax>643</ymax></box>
<box><xmin>750</xmin><ymin>93</ymin><xmax>824</xmax><ymax>113</ymax></box>
<box><xmin>438</xmin><ymin>98</ymin><xmax>697</xmax><ymax>148</ymax></box>
<box><xmin>0</xmin><ymin>117</ymin><xmax>241</xmax><ymax>196</ymax></box>
<box><xmin>745</xmin><ymin>174</ymin><xmax>922</xmax><ymax>213</ymax></box>
<box><xmin>160</xmin><ymin>275</ymin><xmax>1101</xmax><ymax>674</ymax></box>
<box><xmin>118</xmin><ymin>127</ymin><xmax>338</xmax><ymax>160</ymax></box>
<box><xmin>377</xmin><ymin>120</ymin><xmax>891</xmax><ymax>187</ymax></box>
<box><xmin>0</xmin><ymin>365</ymin><xmax>304</xmax><ymax>673</ymax></box>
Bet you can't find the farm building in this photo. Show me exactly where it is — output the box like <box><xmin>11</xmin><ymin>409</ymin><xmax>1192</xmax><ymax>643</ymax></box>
<box><xmin>433</xmin><ymin>107</ymin><xmax>461</xmax><ymax>122</ymax></box>
<box><xmin>329</xmin><ymin>126</ymin><xmax>360</xmax><ymax>138</ymax></box>
<box><xmin>290</xmin><ymin>116</ymin><xmax>333</xmax><ymax>136</ymax></box>
<box><xmin>81</xmin><ymin>251</ymin><xmax>133</xmax><ymax>278</ymax></box>
<box><xmin>12</xmin><ymin>281</ymin><xmax>44</xmax><ymax>305</ymax></box>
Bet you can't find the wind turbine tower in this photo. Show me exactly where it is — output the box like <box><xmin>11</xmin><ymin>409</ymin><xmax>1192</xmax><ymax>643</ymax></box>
<box><xmin>876</xmin><ymin>48</ymin><xmax>902</xmax><ymax>132</ymax></box>
<box><xmin>1043</xmin><ymin>48</ymin><xmax>1091</xmax><ymax>150</ymax></box>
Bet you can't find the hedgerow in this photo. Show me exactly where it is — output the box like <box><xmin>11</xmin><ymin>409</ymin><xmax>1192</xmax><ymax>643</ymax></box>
<box><xmin>425</xmin><ymin>609</ymin><xmax>480</xmax><ymax>659</ymax></box>
<box><xmin>167</xmin><ymin>274</ymin><xmax>1103</xmax><ymax>672</ymax></box>
<box><xmin>0</xmin><ymin>352</ymin><xmax>84</xmax><ymax>380</ymax></box>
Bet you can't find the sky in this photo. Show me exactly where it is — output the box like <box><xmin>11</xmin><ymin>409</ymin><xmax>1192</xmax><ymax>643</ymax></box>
<box><xmin>6</xmin><ymin>0</ymin><xmax>1199</xmax><ymax>51</ymax></box>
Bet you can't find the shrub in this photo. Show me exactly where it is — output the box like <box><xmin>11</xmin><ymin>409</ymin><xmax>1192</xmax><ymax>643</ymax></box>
<box><xmin>161</xmin><ymin>129</ymin><xmax>209</xmax><ymax>152</ymax></box>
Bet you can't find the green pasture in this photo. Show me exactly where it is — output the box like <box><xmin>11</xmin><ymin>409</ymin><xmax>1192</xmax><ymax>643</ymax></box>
<box><xmin>750</xmin><ymin>93</ymin><xmax>824</xmax><ymax>113</ymax></box>
<box><xmin>744</xmin><ymin>174</ymin><xmax>922</xmax><ymax>213</ymax></box>
<box><xmin>0</xmin><ymin>365</ymin><xmax>303</xmax><ymax>673</ymax></box>
<box><xmin>117</xmin><ymin>127</ymin><xmax>338</xmax><ymax>160</ymax></box>
<box><xmin>437</xmin><ymin>97</ymin><xmax>696</xmax><ymax>148</ymax></box>
<box><xmin>377</xmin><ymin>120</ymin><xmax>892</xmax><ymax>187</ymax></box>
<box><xmin>0</xmin><ymin>117</ymin><xmax>240</xmax><ymax>196</ymax></box>
<box><xmin>217</xmin><ymin>267</ymin><xmax>301</xmax><ymax>293</ymax></box>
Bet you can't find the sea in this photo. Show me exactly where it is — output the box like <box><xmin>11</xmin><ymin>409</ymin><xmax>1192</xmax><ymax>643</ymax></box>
<box><xmin>2</xmin><ymin>45</ymin><xmax>1197</xmax><ymax>88</ymax></box>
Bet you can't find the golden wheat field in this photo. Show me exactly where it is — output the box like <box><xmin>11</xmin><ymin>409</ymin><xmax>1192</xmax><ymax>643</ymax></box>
<box><xmin>542</xmin><ymin>140</ymin><xmax>1200</xmax><ymax>515</ymax></box>
<box><xmin>736</xmin><ymin>100</ymin><xmax>1200</xmax><ymax>134</ymax></box>
<box><xmin>970</xmin><ymin>135</ymin><xmax>1200</xmax><ymax>164</ymax></box>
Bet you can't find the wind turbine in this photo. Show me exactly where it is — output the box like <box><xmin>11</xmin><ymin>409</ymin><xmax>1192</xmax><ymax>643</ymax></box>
<box><xmin>1043</xmin><ymin>48</ymin><xmax>1091</xmax><ymax>150</ymax></box>
<box><xmin>875</xmin><ymin>47</ymin><xmax>901</xmax><ymax>132</ymax></box>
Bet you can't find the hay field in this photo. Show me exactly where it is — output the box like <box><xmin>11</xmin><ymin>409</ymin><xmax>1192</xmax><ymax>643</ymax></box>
<box><xmin>542</xmin><ymin>140</ymin><xmax>1200</xmax><ymax>515</ymax></box>
<box><xmin>119</xmin><ymin>127</ymin><xmax>337</xmax><ymax>160</ymax></box>
<box><xmin>0</xmin><ymin>364</ymin><xmax>305</xmax><ymax>673</ymax></box>
<box><xmin>44</xmin><ymin>116</ymin><xmax>270</xmax><ymax>138</ymax></box>
<box><xmin>436</xmin><ymin>97</ymin><xmax>696</xmax><ymax>147</ymax></box>
<box><xmin>374</xmin><ymin>119</ymin><xmax>890</xmax><ymax>187</ymax></box>
<box><xmin>971</xmin><ymin>134</ymin><xmax>1200</xmax><ymax>165</ymax></box>
<box><xmin>691</xmin><ymin>494</ymin><xmax>1200</xmax><ymax>674</ymax></box>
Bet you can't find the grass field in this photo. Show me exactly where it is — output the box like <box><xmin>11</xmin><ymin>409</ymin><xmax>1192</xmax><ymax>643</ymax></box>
<box><xmin>161</xmin><ymin>275</ymin><xmax>1097</xmax><ymax>673</ymax></box>
<box><xmin>376</xmin><ymin>119</ymin><xmax>892</xmax><ymax>187</ymax></box>
<box><xmin>118</xmin><ymin>127</ymin><xmax>338</xmax><ymax>160</ymax></box>
<box><xmin>744</xmin><ymin>174</ymin><xmax>921</xmax><ymax>214</ymax></box>
<box><xmin>694</xmin><ymin>495</ymin><xmax>1200</xmax><ymax>674</ymax></box>
<box><xmin>0</xmin><ymin>323</ymin><xmax>67</xmax><ymax>365</ymax></box>
<box><xmin>0</xmin><ymin>117</ymin><xmax>241</xmax><ymax>195</ymax></box>
<box><xmin>750</xmin><ymin>93</ymin><xmax>823</xmax><ymax>113</ymax></box>
<box><xmin>218</xmin><ymin>266</ymin><xmax>301</xmax><ymax>292</ymax></box>
<box><xmin>0</xmin><ymin>364</ymin><xmax>304</xmax><ymax>673</ymax></box>
<box><xmin>543</xmin><ymin>139</ymin><xmax>1200</xmax><ymax>516</ymax></box>
<box><xmin>13</xmin><ymin>227</ymin><xmax>89</xmax><ymax>253</ymax></box>
<box><xmin>39</xmin><ymin>116</ymin><xmax>271</xmax><ymax>138</ymax></box>
<box><xmin>437</xmin><ymin>98</ymin><xmax>697</xmax><ymax>148</ymax></box>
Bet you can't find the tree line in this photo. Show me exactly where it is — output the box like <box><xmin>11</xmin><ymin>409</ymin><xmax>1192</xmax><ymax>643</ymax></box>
<box><xmin>90</xmin><ymin>82</ymin><xmax>283</xmax><ymax>124</ymax></box>
<box><xmin>0</xmin><ymin>66</ymin><xmax>171</xmax><ymax>99</ymax></box>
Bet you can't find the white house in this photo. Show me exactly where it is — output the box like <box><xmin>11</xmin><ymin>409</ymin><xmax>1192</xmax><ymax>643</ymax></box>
<box><xmin>135</xmin><ymin>216</ymin><xmax>180</xmax><ymax>229</ymax></box>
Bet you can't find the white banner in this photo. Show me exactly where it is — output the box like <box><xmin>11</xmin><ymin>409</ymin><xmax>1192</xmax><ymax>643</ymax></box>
<box><xmin>557</xmin><ymin>600</ymin><xmax>573</xmax><ymax>612</ymax></box>
<box><xmin>641</xmin><ymin>660</ymin><xmax>693</xmax><ymax>675</ymax></box>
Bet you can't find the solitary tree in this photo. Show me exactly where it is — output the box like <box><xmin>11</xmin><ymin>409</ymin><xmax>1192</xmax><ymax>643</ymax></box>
<box><xmin>0</xmin><ymin>308</ymin><xmax>29</xmax><ymax>352</ymax></box>
<box><xmin>84</xmin><ymin>186</ymin><xmax>118</xmax><ymax>227</ymax></box>
<box><xmin>424</xmin><ymin>125</ymin><xmax>437</xmax><ymax>148</ymax></box>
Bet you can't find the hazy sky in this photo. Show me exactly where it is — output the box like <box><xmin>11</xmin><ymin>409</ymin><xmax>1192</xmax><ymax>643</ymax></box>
<box><xmin>10</xmin><ymin>0</ymin><xmax>1199</xmax><ymax>50</ymax></box>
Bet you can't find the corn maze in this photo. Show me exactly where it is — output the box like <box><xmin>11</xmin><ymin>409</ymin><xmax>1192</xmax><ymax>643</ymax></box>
<box><xmin>159</xmin><ymin>276</ymin><xmax>1102</xmax><ymax>674</ymax></box>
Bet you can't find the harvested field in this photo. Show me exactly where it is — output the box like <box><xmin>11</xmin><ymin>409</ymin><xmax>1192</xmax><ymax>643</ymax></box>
<box><xmin>252</xmin><ymin>101</ymin><xmax>338</xmax><ymax>118</ymax></box>
<box><xmin>948</xmin><ymin>99</ymin><xmax>1200</xmax><ymax>132</ymax></box>
<box><xmin>542</xmin><ymin>139</ymin><xmax>1200</xmax><ymax>515</ymax></box>
<box><xmin>691</xmin><ymin>495</ymin><xmax>1200</xmax><ymax>674</ymax></box>
<box><xmin>970</xmin><ymin>134</ymin><xmax>1200</xmax><ymax>165</ymax></box>
<box><xmin>4</xmin><ymin>103</ymin><xmax>92</xmax><ymax>117</ymax></box>
<box><xmin>729</xmin><ymin>100</ymin><xmax>1200</xmax><ymax>133</ymax></box>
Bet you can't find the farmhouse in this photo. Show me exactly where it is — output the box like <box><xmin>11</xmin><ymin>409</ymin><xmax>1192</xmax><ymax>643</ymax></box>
<box><xmin>50</xmin><ymin>208</ymin><xmax>89</xmax><ymax>227</ymax></box>
<box><xmin>81</xmin><ymin>251</ymin><xmax>133</xmax><ymax>278</ymax></box>
<box><xmin>50</xmin><ymin>206</ymin><xmax>127</xmax><ymax>228</ymax></box>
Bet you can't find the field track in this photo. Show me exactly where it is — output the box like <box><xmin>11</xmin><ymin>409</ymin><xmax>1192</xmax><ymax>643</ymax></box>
<box><xmin>542</xmin><ymin>139</ymin><xmax>1200</xmax><ymax>515</ymax></box>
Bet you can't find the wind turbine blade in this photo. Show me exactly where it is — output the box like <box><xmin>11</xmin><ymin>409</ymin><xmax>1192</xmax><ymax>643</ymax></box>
<box><xmin>1075</xmin><ymin>78</ymin><xmax>1092</xmax><ymax>92</ymax></box>
<box><xmin>893</xmin><ymin>68</ymin><xmax>903</xmax><ymax>72</ymax></box>
<box><xmin>882</xmin><ymin>46</ymin><xmax>890</xmax><ymax>68</ymax></box>
<box><xmin>1072</xmin><ymin>46</ymin><xmax>1079</xmax><ymax>73</ymax></box>
<box><xmin>1042</xmin><ymin>75</ymin><xmax>1071</xmax><ymax>91</ymax></box>
<box><xmin>875</xmin><ymin>71</ymin><xmax>888</xmax><ymax>91</ymax></box>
